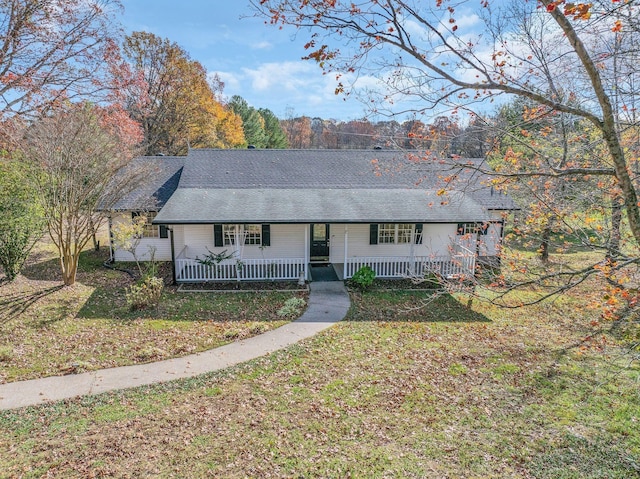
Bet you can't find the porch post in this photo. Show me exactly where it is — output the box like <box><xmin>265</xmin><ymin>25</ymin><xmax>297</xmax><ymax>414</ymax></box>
<box><xmin>409</xmin><ymin>229</ymin><xmax>416</xmax><ymax>276</ymax></box>
<box><xmin>343</xmin><ymin>225</ymin><xmax>349</xmax><ymax>280</ymax></box>
<box><xmin>107</xmin><ymin>215</ymin><xmax>114</xmax><ymax>262</ymax></box>
<box><xmin>304</xmin><ymin>224</ymin><xmax>309</xmax><ymax>280</ymax></box>
<box><xmin>169</xmin><ymin>227</ymin><xmax>177</xmax><ymax>285</ymax></box>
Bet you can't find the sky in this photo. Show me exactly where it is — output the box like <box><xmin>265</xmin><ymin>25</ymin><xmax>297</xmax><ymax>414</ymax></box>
<box><xmin>120</xmin><ymin>1</ymin><xmax>370</xmax><ymax>121</ymax></box>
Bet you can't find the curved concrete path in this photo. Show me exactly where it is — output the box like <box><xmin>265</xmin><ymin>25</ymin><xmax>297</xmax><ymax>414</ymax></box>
<box><xmin>0</xmin><ymin>282</ymin><xmax>350</xmax><ymax>411</ymax></box>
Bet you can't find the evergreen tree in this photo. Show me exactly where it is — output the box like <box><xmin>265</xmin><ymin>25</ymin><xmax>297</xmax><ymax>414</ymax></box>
<box><xmin>259</xmin><ymin>108</ymin><xmax>289</xmax><ymax>149</ymax></box>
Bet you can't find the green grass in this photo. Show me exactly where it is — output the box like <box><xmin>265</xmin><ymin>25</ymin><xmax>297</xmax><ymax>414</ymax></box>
<box><xmin>1</xmin><ymin>244</ymin><xmax>639</xmax><ymax>476</ymax></box>
<box><xmin>1</xmin><ymin>282</ymin><xmax>639</xmax><ymax>477</ymax></box>
<box><xmin>0</xmin><ymin>245</ymin><xmax>305</xmax><ymax>382</ymax></box>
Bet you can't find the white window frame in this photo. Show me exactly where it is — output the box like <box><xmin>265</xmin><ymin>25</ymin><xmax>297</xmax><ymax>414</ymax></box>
<box><xmin>457</xmin><ymin>223</ymin><xmax>489</xmax><ymax>236</ymax></box>
<box><xmin>244</xmin><ymin>224</ymin><xmax>262</xmax><ymax>245</ymax></box>
<box><xmin>396</xmin><ymin>223</ymin><xmax>413</xmax><ymax>244</ymax></box>
<box><xmin>133</xmin><ymin>212</ymin><xmax>159</xmax><ymax>238</ymax></box>
<box><xmin>223</xmin><ymin>224</ymin><xmax>261</xmax><ymax>246</ymax></box>
<box><xmin>378</xmin><ymin>223</ymin><xmax>396</xmax><ymax>244</ymax></box>
<box><xmin>378</xmin><ymin>223</ymin><xmax>413</xmax><ymax>244</ymax></box>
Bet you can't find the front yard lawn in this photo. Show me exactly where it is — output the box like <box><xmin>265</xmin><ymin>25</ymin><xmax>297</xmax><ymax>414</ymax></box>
<box><xmin>1</xmin><ymin>267</ymin><xmax>639</xmax><ymax>477</ymax></box>
<box><xmin>0</xmin><ymin>247</ymin><xmax>306</xmax><ymax>383</ymax></box>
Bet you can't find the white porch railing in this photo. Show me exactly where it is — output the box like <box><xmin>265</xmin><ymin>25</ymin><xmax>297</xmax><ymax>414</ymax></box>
<box><xmin>176</xmin><ymin>257</ymin><xmax>306</xmax><ymax>282</ymax></box>
<box><xmin>344</xmin><ymin>251</ymin><xmax>476</xmax><ymax>280</ymax></box>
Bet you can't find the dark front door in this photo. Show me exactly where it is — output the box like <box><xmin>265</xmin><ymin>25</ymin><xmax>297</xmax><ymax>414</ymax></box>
<box><xmin>310</xmin><ymin>223</ymin><xmax>330</xmax><ymax>260</ymax></box>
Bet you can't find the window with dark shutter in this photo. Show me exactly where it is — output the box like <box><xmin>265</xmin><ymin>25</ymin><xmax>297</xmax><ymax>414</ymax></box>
<box><xmin>414</xmin><ymin>223</ymin><xmax>423</xmax><ymax>244</ymax></box>
<box><xmin>214</xmin><ymin>224</ymin><xmax>223</xmax><ymax>247</ymax></box>
<box><xmin>159</xmin><ymin>225</ymin><xmax>169</xmax><ymax>239</ymax></box>
<box><xmin>369</xmin><ymin>224</ymin><xmax>378</xmax><ymax>245</ymax></box>
<box><xmin>261</xmin><ymin>224</ymin><xmax>271</xmax><ymax>246</ymax></box>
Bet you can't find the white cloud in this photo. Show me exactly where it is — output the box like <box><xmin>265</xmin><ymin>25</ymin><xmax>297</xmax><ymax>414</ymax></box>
<box><xmin>251</xmin><ymin>41</ymin><xmax>273</xmax><ymax>50</ymax></box>
<box><xmin>210</xmin><ymin>71</ymin><xmax>241</xmax><ymax>93</ymax></box>
<box><xmin>242</xmin><ymin>61</ymin><xmax>317</xmax><ymax>91</ymax></box>
<box><xmin>453</xmin><ymin>13</ymin><xmax>482</xmax><ymax>31</ymax></box>
<box><xmin>213</xmin><ymin>61</ymin><xmax>387</xmax><ymax>120</ymax></box>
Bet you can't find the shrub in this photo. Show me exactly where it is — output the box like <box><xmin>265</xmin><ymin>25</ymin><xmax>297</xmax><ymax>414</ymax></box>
<box><xmin>134</xmin><ymin>346</ymin><xmax>166</xmax><ymax>362</ymax></box>
<box><xmin>223</xmin><ymin>328</ymin><xmax>242</xmax><ymax>340</ymax></box>
<box><xmin>350</xmin><ymin>265</ymin><xmax>376</xmax><ymax>290</ymax></box>
<box><xmin>0</xmin><ymin>160</ymin><xmax>44</xmax><ymax>281</ymax></box>
<box><xmin>126</xmin><ymin>276</ymin><xmax>164</xmax><ymax>310</ymax></box>
<box><xmin>0</xmin><ymin>345</ymin><xmax>13</xmax><ymax>362</ymax></box>
<box><xmin>422</xmin><ymin>272</ymin><xmax>441</xmax><ymax>289</ymax></box>
<box><xmin>277</xmin><ymin>297</ymin><xmax>307</xmax><ymax>317</ymax></box>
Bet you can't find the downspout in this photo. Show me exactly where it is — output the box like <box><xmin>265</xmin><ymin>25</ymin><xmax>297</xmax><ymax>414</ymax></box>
<box><xmin>169</xmin><ymin>226</ymin><xmax>176</xmax><ymax>285</ymax></box>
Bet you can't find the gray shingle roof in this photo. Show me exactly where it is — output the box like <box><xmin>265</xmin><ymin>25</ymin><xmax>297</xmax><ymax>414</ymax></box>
<box><xmin>109</xmin><ymin>156</ymin><xmax>185</xmax><ymax>211</ymax></box>
<box><xmin>154</xmin><ymin>188</ymin><xmax>490</xmax><ymax>224</ymax></box>
<box><xmin>180</xmin><ymin>149</ymin><xmax>515</xmax><ymax>207</ymax></box>
<box><xmin>139</xmin><ymin>149</ymin><xmax>516</xmax><ymax>224</ymax></box>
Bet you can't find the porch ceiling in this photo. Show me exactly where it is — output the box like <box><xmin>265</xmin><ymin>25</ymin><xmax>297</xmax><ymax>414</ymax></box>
<box><xmin>153</xmin><ymin>188</ymin><xmax>490</xmax><ymax>224</ymax></box>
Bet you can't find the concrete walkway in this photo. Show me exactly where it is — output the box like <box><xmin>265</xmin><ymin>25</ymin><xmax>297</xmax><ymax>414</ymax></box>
<box><xmin>0</xmin><ymin>282</ymin><xmax>350</xmax><ymax>411</ymax></box>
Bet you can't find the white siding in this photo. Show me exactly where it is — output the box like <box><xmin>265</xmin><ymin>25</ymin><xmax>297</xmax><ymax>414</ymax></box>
<box><xmin>113</xmin><ymin>218</ymin><xmax>505</xmax><ymax>264</ymax></box>
<box><xmin>330</xmin><ymin>223</ymin><xmax>458</xmax><ymax>263</ymax></box>
<box><xmin>478</xmin><ymin>212</ymin><xmax>505</xmax><ymax>256</ymax></box>
<box><xmin>180</xmin><ymin>224</ymin><xmax>306</xmax><ymax>261</ymax></box>
<box><xmin>111</xmin><ymin>213</ymin><xmax>173</xmax><ymax>262</ymax></box>
<box><xmin>452</xmin><ymin>213</ymin><xmax>505</xmax><ymax>257</ymax></box>
<box><xmin>179</xmin><ymin>224</ymin><xmax>215</xmax><ymax>259</ymax></box>
<box><xmin>173</xmin><ymin>225</ymin><xmax>186</xmax><ymax>256</ymax></box>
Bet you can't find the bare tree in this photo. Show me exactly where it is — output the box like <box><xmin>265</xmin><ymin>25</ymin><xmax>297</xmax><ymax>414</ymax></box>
<box><xmin>0</xmin><ymin>0</ymin><xmax>124</xmax><ymax>116</ymax></box>
<box><xmin>21</xmin><ymin>102</ymin><xmax>145</xmax><ymax>286</ymax></box>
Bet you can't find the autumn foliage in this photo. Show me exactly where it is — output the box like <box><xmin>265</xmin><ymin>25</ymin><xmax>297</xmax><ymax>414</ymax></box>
<box><xmin>122</xmin><ymin>32</ymin><xmax>245</xmax><ymax>155</ymax></box>
<box><xmin>253</xmin><ymin>0</ymin><xmax>640</xmax><ymax>332</ymax></box>
<box><xmin>20</xmin><ymin>102</ymin><xmax>145</xmax><ymax>286</ymax></box>
<box><xmin>0</xmin><ymin>0</ymin><xmax>125</xmax><ymax>116</ymax></box>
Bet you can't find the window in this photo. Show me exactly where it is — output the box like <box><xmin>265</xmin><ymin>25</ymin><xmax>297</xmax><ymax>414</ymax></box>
<box><xmin>132</xmin><ymin>212</ymin><xmax>161</xmax><ymax>238</ymax></box>
<box><xmin>244</xmin><ymin>224</ymin><xmax>262</xmax><ymax>245</ymax></box>
<box><xmin>222</xmin><ymin>224</ymin><xmax>262</xmax><ymax>246</ymax></box>
<box><xmin>396</xmin><ymin>224</ymin><xmax>413</xmax><ymax>244</ymax></box>
<box><xmin>378</xmin><ymin>223</ymin><xmax>413</xmax><ymax>244</ymax></box>
<box><xmin>457</xmin><ymin>223</ymin><xmax>489</xmax><ymax>236</ymax></box>
<box><xmin>223</xmin><ymin>224</ymin><xmax>238</xmax><ymax>245</ymax></box>
<box><xmin>378</xmin><ymin>224</ymin><xmax>396</xmax><ymax>244</ymax></box>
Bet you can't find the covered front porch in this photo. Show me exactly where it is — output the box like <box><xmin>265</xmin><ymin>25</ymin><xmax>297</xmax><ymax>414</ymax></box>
<box><xmin>171</xmin><ymin>222</ymin><xmax>477</xmax><ymax>283</ymax></box>
<box><xmin>174</xmin><ymin>253</ymin><xmax>475</xmax><ymax>283</ymax></box>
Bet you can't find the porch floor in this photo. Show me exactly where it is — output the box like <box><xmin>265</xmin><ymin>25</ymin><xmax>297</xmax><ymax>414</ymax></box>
<box><xmin>309</xmin><ymin>264</ymin><xmax>341</xmax><ymax>282</ymax></box>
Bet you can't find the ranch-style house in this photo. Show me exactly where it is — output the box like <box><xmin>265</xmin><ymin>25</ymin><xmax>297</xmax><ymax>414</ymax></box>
<box><xmin>107</xmin><ymin>148</ymin><xmax>517</xmax><ymax>283</ymax></box>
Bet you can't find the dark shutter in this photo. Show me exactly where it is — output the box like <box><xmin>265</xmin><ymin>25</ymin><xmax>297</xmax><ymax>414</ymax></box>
<box><xmin>214</xmin><ymin>224</ymin><xmax>223</xmax><ymax>247</ymax></box>
<box><xmin>414</xmin><ymin>223</ymin><xmax>423</xmax><ymax>244</ymax></box>
<box><xmin>369</xmin><ymin>224</ymin><xmax>378</xmax><ymax>245</ymax></box>
<box><xmin>159</xmin><ymin>225</ymin><xmax>169</xmax><ymax>239</ymax></box>
<box><xmin>479</xmin><ymin>222</ymin><xmax>489</xmax><ymax>235</ymax></box>
<box><xmin>132</xmin><ymin>211</ymin><xmax>141</xmax><ymax>220</ymax></box>
<box><xmin>456</xmin><ymin>223</ymin><xmax>464</xmax><ymax>235</ymax></box>
<box><xmin>261</xmin><ymin>224</ymin><xmax>271</xmax><ymax>246</ymax></box>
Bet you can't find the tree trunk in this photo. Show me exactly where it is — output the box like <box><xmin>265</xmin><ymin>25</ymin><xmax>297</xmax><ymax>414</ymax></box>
<box><xmin>608</xmin><ymin>194</ymin><xmax>623</xmax><ymax>260</ymax></box>
<box><xmin>89</xmin><ymin>217</ymin><xmax>100</xmax><ymax>251</ymax></box>
<box><xmin>603</xmin><ymin>127</ymin><xmax>640</xmax><ymax>252</ymax></box>
<box><xmin>540</xmin><ymin>220</ymin><xmax>552</xmax><ymax>264</ymax></box>
<box><xmin>60</xmin><ymin>253</ymin><xmax>78</xmax><ymax>286</ymax></box>
<box><xmin>545</xmin><ymin>4</ymin><xmax>640</xmax><ymax>252</ymax></box>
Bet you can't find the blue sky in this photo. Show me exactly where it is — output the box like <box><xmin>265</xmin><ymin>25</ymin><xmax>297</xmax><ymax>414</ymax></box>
<box><xmin>120</xmin><ymin>1</ymin><xmax>369</xmax><ymax>121</ymax></box>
